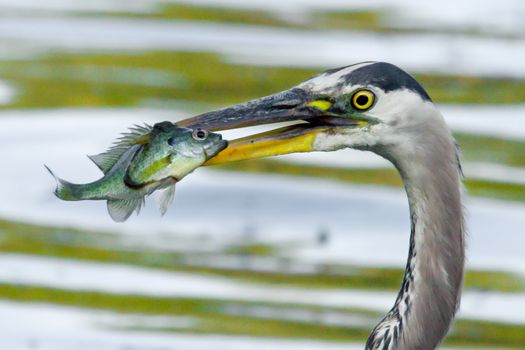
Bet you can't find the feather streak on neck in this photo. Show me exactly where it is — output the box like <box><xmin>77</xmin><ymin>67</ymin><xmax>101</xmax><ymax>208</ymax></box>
<box><xmin>367</xmin><ymin>119</ymin><xmax>465</xmax><ymax>350</ymax></box>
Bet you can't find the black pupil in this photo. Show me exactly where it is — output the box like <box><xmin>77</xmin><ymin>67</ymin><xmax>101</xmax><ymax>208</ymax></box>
<box><xmin>196</xmin><ymin>130</ymin><xmax>206</xmax><ymax>139</ymax></box>
<box><xmin>356</xmin><ymin>94</ymin><xmax>369</xmax><ymax>107</ymax></box>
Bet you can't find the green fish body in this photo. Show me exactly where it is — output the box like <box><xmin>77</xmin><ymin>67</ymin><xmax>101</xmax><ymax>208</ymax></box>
<box><xmin>125</xmin><ymin>122</ymin><xmax>224</xmax><ymax>186</ymax></box>
<box><xmin>47</xmin><ymin>122</ymin><xmax>227</xmax><ymax>222</ymax></box>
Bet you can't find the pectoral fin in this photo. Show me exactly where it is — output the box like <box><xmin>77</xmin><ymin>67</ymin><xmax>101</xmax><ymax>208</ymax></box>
<box><xmin>154</xmin><ymin>184</ymin><xmax>176</xmax><ymax>216</ymax></box>
<box><xmin>107</xmin><ymin>198</ymin><xmax>145</xmax><ymax>222</ymax></box>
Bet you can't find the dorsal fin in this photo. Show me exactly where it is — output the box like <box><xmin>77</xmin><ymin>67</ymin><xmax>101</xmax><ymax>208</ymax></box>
<box><xmin>88</xmin><ymin>124</ymin><xmax>152</xmax><ymax>174</ymax></box>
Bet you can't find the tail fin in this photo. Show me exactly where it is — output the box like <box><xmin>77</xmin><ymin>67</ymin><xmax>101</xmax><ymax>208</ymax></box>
<box><xmin>44</xmin><ymin>165</ymin><xmax>80</xmax><ymax>201</ymax></box>
<box><xmin>107</xmin><ymin>198</ymin><xmax>144</xmax><ymax>222</ymax></box>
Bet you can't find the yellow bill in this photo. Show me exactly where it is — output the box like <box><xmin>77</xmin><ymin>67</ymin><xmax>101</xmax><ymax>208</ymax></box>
<box><xmin>205</xmin><ymin>125</ymin><xmax>328</xmax><ymax>165</ymax></box>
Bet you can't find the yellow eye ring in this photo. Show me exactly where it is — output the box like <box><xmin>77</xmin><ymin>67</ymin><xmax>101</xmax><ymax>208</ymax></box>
<box><xmin>351</xmin><ymin>90</ymin><xmax>375</xmax><ymax>111</ymax></box>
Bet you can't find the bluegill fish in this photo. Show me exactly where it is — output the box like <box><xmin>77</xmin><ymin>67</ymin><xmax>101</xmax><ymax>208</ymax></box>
<box><xmin>46</xmin><ymin>122</ymin><xmax>227</xmax><ymax>222</ymax></box>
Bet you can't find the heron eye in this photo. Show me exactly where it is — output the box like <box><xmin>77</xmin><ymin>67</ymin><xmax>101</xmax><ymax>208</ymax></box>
<box><xmin>351</xmin><ymin>90</ymin><xmax>375</xmax><ymax>111</ymax></box>
<box><xmin>192</xmin><ymin>129</ymin><xmax>208</xmax><ymax>141</ymax></box>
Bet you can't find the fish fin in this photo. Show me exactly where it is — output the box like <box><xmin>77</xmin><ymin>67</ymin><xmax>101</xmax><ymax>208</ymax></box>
<box><xmin>91</xmin><ymin>124</ymin><xmax>153</xmax><ymax>174</ymax></box>
<box><xmin>87</xmin><ymin>153</ymin><xmax>118</xmax><ymax>174</ymax></box>
<box><xmin>45</xmin><ymin>165</ymin><xmax>79</xmax><ymax>201</ymax></box>
<box><xmin>155</xmin><ymin>184</ymin><xmax>176</xmax><ymax>216</ymax></box>
<box><xmin>107</xmin><ymin>198</ymin><xmax>144</xmax><ymax>223</ymax></box>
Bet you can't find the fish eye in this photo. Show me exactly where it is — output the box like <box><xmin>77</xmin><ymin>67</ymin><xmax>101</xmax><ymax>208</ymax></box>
<box><xmin>351</xmin><ymin>89</ymin><xmax>375</xmax><ymax>111</ymax></box>
<box><xmin>192</xmin><ymin>129</ymin><xmax>208</xmax><ymax>141</ymax></box>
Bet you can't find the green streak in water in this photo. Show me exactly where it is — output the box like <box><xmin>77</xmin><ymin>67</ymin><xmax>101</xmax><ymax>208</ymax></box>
<box><xmin>1</xmin><ymin>219</ymin><xmax>523</xmax><ymax>293</ymax></box>
<box><xmin>0</xmin><ymin>283</ymin><xmax>523</xmax><ymax>348</ymax></box>
<box><xmin>2</xmin><ymin>51</ymin><xmax>525</xmax><ymax>110</ymax></box>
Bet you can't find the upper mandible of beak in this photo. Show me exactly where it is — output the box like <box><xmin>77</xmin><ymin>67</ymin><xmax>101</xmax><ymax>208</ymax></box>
<box><xmin>178</xmin><ymin>88</ymin><xmax>325</xmax><ymax>131</ymax></box>
<box><xmin>176</xmin><ymin>88</ymin><xmax>339</xmax><ymax>165</ymax></box>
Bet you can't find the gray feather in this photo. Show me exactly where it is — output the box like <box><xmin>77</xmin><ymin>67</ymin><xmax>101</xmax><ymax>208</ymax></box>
<box><xmin>367</xmin><ymin>107</ymin><xmax>465</xmax><ymax>350</ymax></box>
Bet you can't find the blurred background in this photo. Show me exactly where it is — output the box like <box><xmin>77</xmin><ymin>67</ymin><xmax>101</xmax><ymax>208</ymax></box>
<box><xmin>0</xmin><ymin>1</ymin><xmax>524</xmax><ymax>349</ymax></box>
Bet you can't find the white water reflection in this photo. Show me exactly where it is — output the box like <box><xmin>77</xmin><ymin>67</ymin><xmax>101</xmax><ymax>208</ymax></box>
<box><xmin>0</xmin><ymin>80</ymin><xmax>14</xmax><ymax>105</ymax></box>
<box><xmin>463</xmin><ymin>163</ymin><xmax>525</xmax><ymax>185</ymax></box>
<box><xmin>0</xmin><ymin>0</ymin><xmax>170</xmax><ymax>14</ymax></box>
<box><xmin>0</xmin><ymin>301</ymin><xmax>365</xmax><ymax>350</ymax></box>
<box><xmin>440</xmin><ymin>104</ymin><xmax>525</xmax><ymax>141</ymax></box>
<box><xmin>1</xmin><ymin>17</ymin><xmax>525</xmax><ymax>77</ymax></box>
<box><xmin>2</xmin><ymin>0</ymin><xmax>525</xmax><ymax>38</ymax></box>
<box><xmin>176</xmin><ymin>0</ymin><xmax>525</xmax><ymax>37</ymax></box>
<box><xmin>223</xmin><ymin>304</ymin><xmax>376</xmax><ymax>328</ymax></box>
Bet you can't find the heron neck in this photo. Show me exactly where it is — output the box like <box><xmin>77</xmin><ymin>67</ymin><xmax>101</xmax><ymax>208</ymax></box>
<box><xmin>367</xmin><ymin>130</ymin><xmax>465</xmax><ymax>349</ymax></box>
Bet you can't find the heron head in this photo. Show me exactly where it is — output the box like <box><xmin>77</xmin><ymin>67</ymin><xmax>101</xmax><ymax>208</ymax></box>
<box><xmin>179</xmin><ymin>62</ymin><xmax>446</xmax><ymax>164</ymax></box>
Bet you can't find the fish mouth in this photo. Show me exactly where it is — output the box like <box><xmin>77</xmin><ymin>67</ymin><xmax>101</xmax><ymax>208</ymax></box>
<box><xmin>177</xmin><ymin>88</ymin><xmax>364</xmax><ymax>165</ymax></box>
<box><xmin>205</xmin><ymin>139</ymin><xmax>229</xmax><ymax>159</ymax></box>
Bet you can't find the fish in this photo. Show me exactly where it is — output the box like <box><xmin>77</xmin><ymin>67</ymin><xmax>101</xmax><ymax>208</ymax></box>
<box><xmin>46</xmin><ymin>122</ymin><xmax>227</xmax><ymax>222</ymax></box>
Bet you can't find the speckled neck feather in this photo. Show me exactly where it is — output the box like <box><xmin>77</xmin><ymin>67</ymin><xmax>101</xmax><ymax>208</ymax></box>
<box><xmin>366</xmin><ymin>116</ymin><xmax>465</xmax><ymax>350</ymax></box>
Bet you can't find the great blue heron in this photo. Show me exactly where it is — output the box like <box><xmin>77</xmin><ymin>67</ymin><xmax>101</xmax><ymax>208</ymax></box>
<box><xmin>179</xmin><ymin>62</ymin><xmax>465</xmax><ymax>349</ymax></box>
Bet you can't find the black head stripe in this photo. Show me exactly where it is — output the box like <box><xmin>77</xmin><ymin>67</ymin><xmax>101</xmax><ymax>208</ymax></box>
<box><xmin>339</xmin><ymin>62</ymin><xmax>432</xmax><ymax>101</ymax></box>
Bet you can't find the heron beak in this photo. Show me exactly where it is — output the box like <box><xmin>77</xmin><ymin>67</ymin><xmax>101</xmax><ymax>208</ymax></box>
<box><xmin>178</xmin><ymin>88</ymin><xmax>358</xmax><ymax>164</ymax></box>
